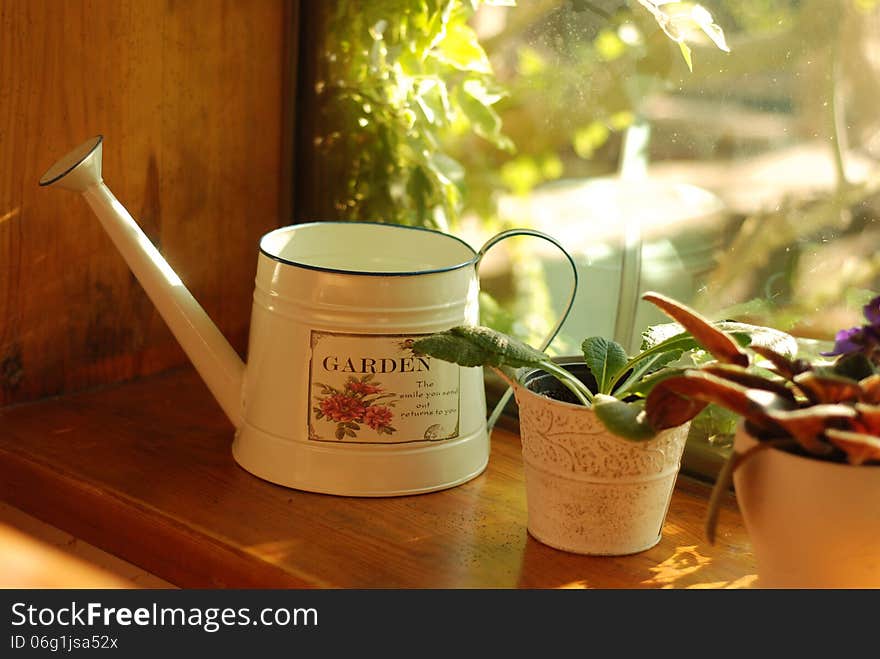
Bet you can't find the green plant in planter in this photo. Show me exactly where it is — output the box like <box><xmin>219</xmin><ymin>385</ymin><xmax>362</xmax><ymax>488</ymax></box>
<box><xmin>412</xmin><ymin>291</ymin><xmax>790</xmax><ymax>440</ymax></box>
<box><xmin>643</xmin><ymin>293</ymin><xmax>880</xmax><ymax>542</ymax></box>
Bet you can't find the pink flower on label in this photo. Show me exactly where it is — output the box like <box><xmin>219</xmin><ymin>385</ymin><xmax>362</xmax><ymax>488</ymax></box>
<box><xmin>319</xmin><ymin>394</ymin><xmax>366</xmax><ymax>423</ymax></box>
<box><xmin>347</xmin><ymin>380</ymin><xmax>383</xmax><ymax>395</ymax></box>
<box><xmin>364</xmin><ymin>405</ymin><xmax>393</xmax><ymax>430</ymax></box>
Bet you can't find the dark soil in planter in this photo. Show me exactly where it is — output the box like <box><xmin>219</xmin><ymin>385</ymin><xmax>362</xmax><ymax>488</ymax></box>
<box><xmin>522</xmin><ymin>362</ymin><xmax>598</xmax><ymax>405</ymax></box>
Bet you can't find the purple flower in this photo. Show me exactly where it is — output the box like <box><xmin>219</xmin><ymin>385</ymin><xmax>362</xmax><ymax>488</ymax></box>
<box><xmin>822</xmin><ymin>295</ymin><xmax>880</xmax><ymax>358</ymax></box>
<box><xmin>864</xmin><ymin>295</ymin><xmax>880</xmax><ymax>326</ymax></box>
<box><xmin>822</xmin><ymin>327</ymin><xmax>867</xmax><ymax>357</ymax></box>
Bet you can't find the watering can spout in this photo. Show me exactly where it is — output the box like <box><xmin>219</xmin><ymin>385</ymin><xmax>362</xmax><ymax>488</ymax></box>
<box><xmin>39</xmin><ymin>136</ymin><xmax>245</xmax><ymax>426</ymax></box>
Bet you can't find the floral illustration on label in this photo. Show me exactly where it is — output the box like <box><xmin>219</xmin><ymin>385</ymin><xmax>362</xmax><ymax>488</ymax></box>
<box><xmin>312</xmin><ymin>375</ymin><xmax>398</xmax><ymax>440</ymax></box>
<box><xmin>308</xmin><ymin>331</ymin><xmax>461</xmax><ymax>444</ymax></box>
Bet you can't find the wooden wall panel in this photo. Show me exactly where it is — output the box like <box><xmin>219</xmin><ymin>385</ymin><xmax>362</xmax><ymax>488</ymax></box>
<box><xmin>0</xmin><ymin>0</ymin><xmax>292</xmax><ymax>406</ymax></box>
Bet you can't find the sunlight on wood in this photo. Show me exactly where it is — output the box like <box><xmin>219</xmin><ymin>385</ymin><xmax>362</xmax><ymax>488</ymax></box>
<box><xmin>645</xmin><ymin>544</ymin><xmax>709</xmax><ymax>586</ymax></box>
<box><xmin>641</xmin><ymin>544</ymin><xmax>755</xmax><ymax>589</ymax></box>
<box><xmin>0</xmin><ymin>207</ymin><xmax>20</xmax><ymax>225</ymax></box>
<box><xmin>557</xmin><ymin>580</ymin><xmax>591</xmax><ymax>589</ymax></box>
<box><xmin>246</xmin><ymin>539</ymin><xmax>307</xmax><ymax>561</ymax></box>
<box><xmin>0</xmin><ymin>522</ymin><xmax>130</xmax><ymax>588</ymax></box>
<box><xmin>0</xmin><ymin>503</ymin><xmax>172</xmax><ymax>588</ymax></box>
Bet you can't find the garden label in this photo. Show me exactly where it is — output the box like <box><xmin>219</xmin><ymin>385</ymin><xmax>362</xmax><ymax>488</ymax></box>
<box><xmin>308</xmin><ymin>331</ymin><xmax>461</xmax><ymax>444</ymax></box>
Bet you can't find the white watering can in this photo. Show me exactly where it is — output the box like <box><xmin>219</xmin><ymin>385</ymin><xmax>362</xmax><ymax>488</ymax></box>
<box><xmin>39</xmin><ymin>136</ymin><xmax>576</xmax><ymax>496</ymax></box>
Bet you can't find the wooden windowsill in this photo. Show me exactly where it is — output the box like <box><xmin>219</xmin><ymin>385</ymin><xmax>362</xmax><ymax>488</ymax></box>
<box><xmin>0</xmin><ymin>368</ymin><xmax>756</xmax><ymax>588</ymax></box>
<box><xmin>0</xmin><ymin>512</ymin><xmax>133</xmax><ymax>589</ymax></box>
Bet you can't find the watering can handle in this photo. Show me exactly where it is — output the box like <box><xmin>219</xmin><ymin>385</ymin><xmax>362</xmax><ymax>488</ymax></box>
<box><xmin>475</xmin><ymin>228</ymin><xmax>579</xmax><ymax>431</ymax></box>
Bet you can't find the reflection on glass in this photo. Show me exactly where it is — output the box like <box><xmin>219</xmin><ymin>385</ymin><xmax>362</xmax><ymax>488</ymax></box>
<box><xmin>301</xmin><ymin>0</ymin><xmax>880</xmax><ymax>475</ymax></box>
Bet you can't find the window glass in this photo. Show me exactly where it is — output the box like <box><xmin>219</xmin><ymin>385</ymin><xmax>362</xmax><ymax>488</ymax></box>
<box><xmin>300</xmin><ymin>0</ymin><xmax>880</xmax><ymax>477</ymax></box>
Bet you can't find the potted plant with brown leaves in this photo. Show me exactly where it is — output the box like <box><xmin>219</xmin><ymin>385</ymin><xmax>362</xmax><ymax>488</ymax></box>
<box><xmin>412</xmin><ymin>292</ymin><xmax>789</xmax><ymax>555</ymax></box>
<box><xmin>643</xmin><ymin>294</ymin><xmax>880</xmax><ymax>588</ymax></box>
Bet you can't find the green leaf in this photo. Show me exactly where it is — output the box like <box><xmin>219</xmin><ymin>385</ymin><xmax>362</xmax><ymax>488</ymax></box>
<box><xmin>412</xmin><ymin>325</ymin><xmax>548</xmax><ymax>369</ymax></box>
<box><xmin>455</xmin><ymin>82</ymin><xmax>512</xmax><ymax>151</ymax></box>
<box><xmin>616</xmin><ymin>317</ymin><xmax>778</xmax><ymax>395</ymax></box>
<box><xmin>516</xmin><ymin>46</ymin><xmax>545</xmax><ymax>76</ymax></box>
<box><xmin>614</xmin><ymin>349</ymin><xmax>684</xmax><ymax>395</ymax></box>
<box><xmin>433</xmin><ymin>22</ymin><xmax>491</xmax><ymax>73</ymax></box>
<box><xmin>641</xmin><ymin>322</ymin><xmax>688</xmax><ymax>350</ymax></box>
<box><xmin>638</xmin><ymin>1</ymin><xmax>730</xmax><ymax>59</ymax></box>
<box><xmin>500</xmin><ymin>156</ymin><xmax>542</xmax><ymax>195</ymax></box>
<box><xmin>621</xmin><ymin>365</ymin><xmax>687</xmax><ymax>397</ymax></box>
<box><xmin>415</xmin><ymin>78</ymin><xmax>444</xmax><ymax>125</ymax></box>
<box><xmin>414</xmin><ymin>327</ymin><xmax>593</xmax><ymax>406</ymax></box>
<box><xmin>715</xmin><ymin>321</ymin><xmax>797</xmax><ymax>357</ymax></box>
<box><xmin>594</xmin><ymin>29</ymin><xmax>626</xmax><ymax>62</ymax></box>
<box><xmin>426</xmin><ymin>152</ymin><xmax>465</xmax><ymax>186</ymax></box>
<box><xmin>640</xmin><ymin>349</ymin><xmax>685</xmax><ymax>376</ymax></box>
<box><xmin>406</xmin><ymin>166</ymin><xmax>430</xmax><ymax>226</ymax></box>
<box><xmin>678</xmin><ymin>40</ymin><xmax>693</xmax><ymax>71</ymax></box>
<box><xmin>641</xmin><ymin>320</ymin><xmax>764</xmax><ymax>354</ymax></box>
<box><xmin>573</xmin><ymin>122</ymin><xmax>610</xmax><ymax>159</ymax></box>
<box><xmin>666</xmin><ymin>3</ymin><xmax>730</xmax><ymax>53</ymax></box>
<box><xmin>582</xmin><ymin>337</ymin><xmax>628</xmax><ymax>394</ymax></box>
<box><xmin>411</xmin><ymin>331</ymin><xmax>497</xmax><ymax>368</ymax></box>
<box><xmin>593</xmin><ymin>395</ymin><xmax>656</xmax><ymax>441</ymax></box>
<box><xmin>687</xmin><ymin>403</ymin><xmax>739</xmax><ymax>443</ymax></box>
<box><xmin>461</xmin><ymin>77</ymin><xmax>504</xmax><ymax>105</ymax></box>
<box><xmin>539</xmin><ymin>360</ymin><xmax>594</xmax><ymax>406</ymax></box>
<box><xmin>641</xmin><ymin>322</ymin><xmax>755</xmax><ymax>354</ymax></box>
<box><xmin>419</xmin><ymin>1</ymin><xmax>454</xmax><ymax>56</ymax></box>
<box><xmin>539</xmin><ymin>153</ymin><xmax>563</xmax><ymax>179</ymax></box>
<box><xmin>451</xmin><ymin>325</ymin><xmax>548</xmax><ymax>368</ymax></box>
<box><xmin>609</xmin><ymin>111</ymin><xmax>634</xmax><ymax>131</ymax></box>
<box><xmin>478</xmin><ymin>291</ymin><xmax>517</xmax><ymax>334</ymax></box>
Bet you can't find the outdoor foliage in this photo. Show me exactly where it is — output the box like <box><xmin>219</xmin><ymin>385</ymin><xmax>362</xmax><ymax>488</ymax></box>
<box><xmin>316</xmin><ymin>0</ymin><xmax>515</xmax><ymax>231</ymax></box>
<box><xmin>314</xmin><ymin>0</ymin><xmax>730</xmax><ymax>230</ymax></box>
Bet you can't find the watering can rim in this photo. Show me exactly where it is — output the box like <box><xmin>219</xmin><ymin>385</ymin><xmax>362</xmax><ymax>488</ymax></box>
<box><xmin>259</xmin><ymin>221</ymin><xmax>481</xmax><ymax>278</ymax></box>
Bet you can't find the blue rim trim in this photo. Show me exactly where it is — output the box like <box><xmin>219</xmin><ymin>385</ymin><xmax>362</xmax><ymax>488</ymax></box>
<box><xmin>258</xmin><ymin>221</ymin><xmax>479</xmax><ymax>276</ymax></box>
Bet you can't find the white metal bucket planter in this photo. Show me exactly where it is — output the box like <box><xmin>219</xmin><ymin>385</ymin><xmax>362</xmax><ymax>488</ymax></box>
<box><xmin>511</xmin><ymin>366</ymin><xmax>690</xmax><ymax>555</ymax></box>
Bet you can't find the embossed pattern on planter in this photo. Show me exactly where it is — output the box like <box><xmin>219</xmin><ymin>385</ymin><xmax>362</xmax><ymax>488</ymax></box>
<box><xmin>517</xmin><ymin>393</ymin><xmax>687</xmax><ymax>478</ymax></box>
<box><xmin>513</xmin><ymin>383</ymin><xmax>689</xmax><ymax>555</ymax></box>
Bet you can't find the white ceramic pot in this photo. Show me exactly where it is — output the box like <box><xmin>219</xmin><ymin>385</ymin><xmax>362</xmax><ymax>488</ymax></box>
<box><xmin>512</xmin><ymin>366</ymin><xmax>690</xmax><ymax>555</ymax></box>
<box><xmin>733</xmin><ymin>426</ymin><xmax>880</xmax><ymax>588</ymax></box>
